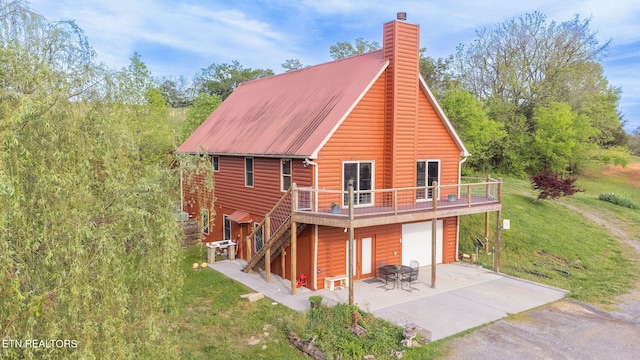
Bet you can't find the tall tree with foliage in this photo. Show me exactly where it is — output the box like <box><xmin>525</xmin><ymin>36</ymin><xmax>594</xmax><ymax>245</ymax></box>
<box><xmin>1</xmin><ymin>2</ymin><xmax>184</xmax><ymax>358</ymax></box>
<box><xmin>530</xmin><ymin>102</ymin><xmax>597</xmax><ymax>173</ymax></box>
<box><xmin>180</xmin><ymin>92</ymin><xmax>221</xmax><ymax>143</ymax></box>
<box><xmin>453</xmin><ymin>11</ymin><xmax>624</xmax><ymax>174</ymax></box>
<box><xmin>440</xmin><ymin>89</ymin><xmax>506</xmax><ymax>172</ymax></box>
<box><xmin>114</xmin><ymin>53</ymin><xmax>175</xmax><ymax>166</ymax></box>
<box><xmin>329</xmin><ymin>37</ymin><xmax>380</xmax><ymax>59</ymax></box>
<box><xmin>193</xmin><ymin>60</ymin><xmax>273</xmax><ymax>101</ymax></box>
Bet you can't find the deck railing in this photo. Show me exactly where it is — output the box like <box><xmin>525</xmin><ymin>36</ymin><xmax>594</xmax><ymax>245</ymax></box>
<box><xmin>295</xmin><ymin>177</ymin><xmax>501</xmax><ymax>218</ymax></box>
<box><xmin>245</xmin><ymin>187</ymin><xmax>292</xmax><ymax>260</ymax></box>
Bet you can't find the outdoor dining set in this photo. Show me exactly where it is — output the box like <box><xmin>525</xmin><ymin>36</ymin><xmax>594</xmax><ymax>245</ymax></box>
<box><xmin>377</xmin><ymin>260</ymin><xmax>420</xmax><ymax>291</ymax></box>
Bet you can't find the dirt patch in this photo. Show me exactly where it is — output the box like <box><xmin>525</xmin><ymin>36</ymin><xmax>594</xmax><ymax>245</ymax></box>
<box><xmin>602</xmin><ymin>162</ymin><xmax>640</xmax><ymax>186</ymax></box>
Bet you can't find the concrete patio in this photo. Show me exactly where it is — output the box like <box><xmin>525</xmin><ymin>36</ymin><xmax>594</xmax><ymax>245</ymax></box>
<box><xmin>210</xmin><ymin>259</ymin><xmax>567</xmax><ymax>341</ymax></box>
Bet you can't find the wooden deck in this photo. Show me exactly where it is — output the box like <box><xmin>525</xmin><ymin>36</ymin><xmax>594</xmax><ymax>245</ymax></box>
<box><xmin>292</xmin><ymin>180</ymin><xmax>502</xmax><ymax>228</ymax></box>
<box><xmin>293</xmin><ymin>195</ymin><xmax>501</xmax><ymax>228</ymax></box>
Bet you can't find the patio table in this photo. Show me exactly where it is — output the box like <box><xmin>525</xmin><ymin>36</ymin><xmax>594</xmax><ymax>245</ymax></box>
<box><xmin>379</xmin><ymin>264</ymin><xmax>413</xmax><ymax>289</ymax></box>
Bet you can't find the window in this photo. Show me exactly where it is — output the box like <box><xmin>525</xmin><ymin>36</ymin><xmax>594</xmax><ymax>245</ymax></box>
<box><xmin>343</xmin><ymin>161</ymin><xmax>373</xmax><ymax>206</ymax></box>
<box><xmin>281</xmin><ymin>159</ymin><xmax>292</xmax><ymax>192</ymax></box>
<box><xmin>416</xmin><ymin>160</ymin><xmax>440</xmax><ymax>200</ymax></box>
<box><xmin>223</xmin><ymin>215</ymin><xmax>231</xmax><ymax>240</ymax></box>
<box><xmin>245</xmin><ymin>157</ymin><xmax>254</xmax><ymax>187</ymax></box>
<box><xmin>211</xmin><ymin>156</ymin><xmax>219</xmax><ymax>172</ymax></box>
<box><xmin>202</xmin><ymin>209</ymin><xmax>209</xmax><ymax>234</ymax></box>
<box><xmin>253</xmin><ymin>223</ymin><xmax>264</xmax><ymax>252</ymax></box>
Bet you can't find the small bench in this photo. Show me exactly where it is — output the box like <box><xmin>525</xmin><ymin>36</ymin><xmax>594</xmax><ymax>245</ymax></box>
<box><xmin>324</xmin><ymin>275</ymin><xmax>349</xmax><ymax>291</ymax></box>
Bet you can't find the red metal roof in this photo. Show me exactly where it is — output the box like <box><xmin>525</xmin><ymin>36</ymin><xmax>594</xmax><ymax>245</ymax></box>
<box><xmin>227</xmin><ymin>210</ymin><xmax>251</xmax><ymax>223</ymax></box>
<box><xmin>177</xmin><ymin>51</ymin><xmax>388</xmax><ymax>158</ymax></box>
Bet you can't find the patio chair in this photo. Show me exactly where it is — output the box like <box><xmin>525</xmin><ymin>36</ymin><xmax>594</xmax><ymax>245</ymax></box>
<box><xmin>376</xmin><ymin>259</ymin><xmax>393</xmax><ymax>288</ymax></box>
<box><xmin>410</xmin><ymin>260</ymin><xmax>419</xmax><ymax>269</ymax></box>
<box><xmin>401</xmin><ymin>266</ymin><xmax>420</xmax><ymax>291</ymax></box>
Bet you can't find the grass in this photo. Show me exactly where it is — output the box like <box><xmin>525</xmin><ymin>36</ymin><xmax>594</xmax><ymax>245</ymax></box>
<box><xmin>459</xmin><ymin>160</ymin><xmax>640</xmax><ymax>305</ymax></box>
<box><xmin>167</xmin><ymin>245</ymin><xmax>308</xmax><ymax>360</ymax></box>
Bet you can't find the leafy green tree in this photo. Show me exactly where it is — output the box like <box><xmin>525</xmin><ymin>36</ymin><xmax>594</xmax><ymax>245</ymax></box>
<box><xmin>419</xmin><ymin>49</ymin><xmax>454</xmax><ymax>99</ymax></box>
<box><xmin>1</xmin><ymin>2</ymin><xmax>184</xmax><ymax>358</ymax></box>
<box><xmin>453</xmin><ymin>11</ymin><xmax>625</xmax><ymax>174</ymax></box>
<box><xmin>180</xmin><ymin>92</ymin><xmax>221</xmax><ymax>143</ymax></box>
<box><xmin>629</xmin><ymin>127</ymin><xmax>640</xmax><ymax>156</ymax></box>
<box><xmin>159</xmin><ymin>75</ymin><xmax>194</xmax><ymax>108</ymax></box>
<box><xmin>329</xmin><ymin>37</ymin><xmax>381</xmax><ymax>59</ymax></box>
<box><xmin>281</xmin><ymin>58</ymin><xmax>304</xmax><ymax>72</ymax></box>
<box><xmin>531</xmin><ymin>102</ymin><xmax>597</xmax><ymax>173</ymax></box>
<box><xmin>194</xmin><ymin>60</ymin><xmax>273</xmax><ymax>101</ymax></box>
<box><xmin>440</xmin><ymin>89</ymin><xmax>506</xmax><ymax>172</ymax></box>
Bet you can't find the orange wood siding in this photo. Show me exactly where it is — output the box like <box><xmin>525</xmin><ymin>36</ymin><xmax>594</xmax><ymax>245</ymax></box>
<box><xmin>316</xmin><ymin>75</ymin><xmax>386</xmax><ymax>208</ymax></box>
<box><xmin>315</xmin><ymin>224</ymin><xmax>402</xmax><ymax>289</ymax></box>
<box><xmin>383</xmin><ymin>21</ymin><xmax>421</xmax><ymax>189</ymax></box>
<box><xmin>416</xmin><ymin>93</ymin><xmax>461</xmax><ymax>199</ymax></box>
<box><xmin>270</xmin><ymin>226</ymin><xmax>313</xmax><ymax>282</ymax></box>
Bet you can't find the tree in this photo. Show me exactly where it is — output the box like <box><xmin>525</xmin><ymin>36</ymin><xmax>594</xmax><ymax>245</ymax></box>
<box><xmin>1</xmin><ymin>2</ymin><xmax>184</xmax><ymax>358</ymax></box>
<box><xmin>180</xmin><ymin>92</ymin><xmax>221</xmax><ymax>143</ymax></box>
<box><xmin>629</xmin><ymin>127</ymin><xmax>640</xmax><ymax>156</ymax></box>
<box><xmin>452</xmin><ymin>11</ymin><xmax>625</xmax><ymax>175</ymax></box>
<box><xmin>454</xmin><ymin>12</ymin><xmax>610</xmax><ymax>112</ymax></box>
<box><xmin>116</xmin><ymin>53</ymin><xmax>174</xmax><ymax>166</ymax></box>
<box><xmin>531</xmin><ymin>169</ymin><xmax>584</xmax><ymax>200</ymax></box>
<box><xmin>531</xmin><ymin>102</ymin><xmax>597</xmax><ymax>173</ymax></box>
<box><xmin>281</xmin><ymin>58</ymin><xmax>304</xmax><ymax>72</ymax></box>
<box><xmin>329</xmin><ymin>37</ymin><xmax>380</xmax><ymax>59</ymax></box>
<box><xmin>419</xmin><ymin>49</ymin><xmax>454</xmax><ymax>99</ymax></box>
<box><xmin>440</xmin><ymin>88</ymin><xmax>506</xmax><ymax>172</ymax></box>
<box><xmin>194</xmin><ymin>60</ymin><xmax>273</xmax><ymax>101</ymax></box>
<box><xmin>159</xmin><ymin>75</ymin><xmax>194</xmax><ymax>107</ymax></box>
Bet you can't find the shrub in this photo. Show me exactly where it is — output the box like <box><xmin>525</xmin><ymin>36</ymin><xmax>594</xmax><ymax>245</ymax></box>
<box><xmin>531</xmin><ymin>169</ymin><xmax>584</xmax><ymax>200</ymax></box>
<box><xmin>598</xmin><ymin>193</ymin><xmax>639</xmax><ymax>209</ymax></box>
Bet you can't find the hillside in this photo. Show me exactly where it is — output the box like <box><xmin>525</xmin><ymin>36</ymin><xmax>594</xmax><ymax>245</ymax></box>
<box><xmin>460</xmin><ymin>158</ymin><xmax>640</xmax><ymax>305</ymax></box>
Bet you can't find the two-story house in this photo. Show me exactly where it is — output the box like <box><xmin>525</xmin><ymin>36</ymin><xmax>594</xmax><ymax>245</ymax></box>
<box><xmin>177</xmin><ymin>14</ymin><xmax>502</xmax><ymax>294</ymax></box>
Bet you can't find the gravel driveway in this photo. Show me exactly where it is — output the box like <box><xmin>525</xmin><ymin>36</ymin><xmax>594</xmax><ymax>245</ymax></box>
<box><xmin>439</xmin><ymin>294</ymin><xmax>640</xmax><ymax>360</ymax></box>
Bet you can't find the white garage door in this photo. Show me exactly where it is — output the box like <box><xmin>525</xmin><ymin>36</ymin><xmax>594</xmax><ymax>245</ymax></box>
<box><xmin>402</xmin><ymin>220</ymin><xmax>443</xmax><ymax>266</ymax></box>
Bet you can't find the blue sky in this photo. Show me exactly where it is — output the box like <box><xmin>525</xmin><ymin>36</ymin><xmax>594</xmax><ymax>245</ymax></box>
<box><xmin>30</xmin><ymin>0</ymin><xmax>640</xmax><ymax>132</ymax></box>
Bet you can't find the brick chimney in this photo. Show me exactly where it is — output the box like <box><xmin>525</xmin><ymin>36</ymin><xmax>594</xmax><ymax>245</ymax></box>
<box><xmin>383</xmin><ymin>13</ymin><xmax>420</xmax><ymax>189</ymax></box>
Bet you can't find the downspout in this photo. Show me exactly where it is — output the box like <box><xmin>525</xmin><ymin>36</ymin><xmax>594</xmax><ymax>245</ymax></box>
<box><xmin>456</xmin><ymin>155</ymin><xmax>468</xmax><ymax>262</ymax></box>
<box><xmin>304</xmin><ymin>158</ymin><xmax>319</xmax><ymax>290</ymax></box>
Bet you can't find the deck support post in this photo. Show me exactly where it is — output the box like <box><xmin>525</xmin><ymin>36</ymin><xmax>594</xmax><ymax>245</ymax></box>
<box><xmin>431</xmin><ymin>218</ymin><xmax>437</xmax><ymax>288</ymax></box>
<box><xmin>291</xmin><ymin>183</ymin><xmax>298</xmax><ymax>295</ymax></box>
<box><xmin>348</xmin><ymin>180</ymin><xmax>355</xmax><ymax>305</ymax></box>
<box><xmin>495</xmin><ymin>178</ymin><xmax>503</xmax><ymax>273</ymax></box>
<box><xmin>265</xmin><ymin>215</ymin><xmax>271</xmax><ymax>282</ymax></box>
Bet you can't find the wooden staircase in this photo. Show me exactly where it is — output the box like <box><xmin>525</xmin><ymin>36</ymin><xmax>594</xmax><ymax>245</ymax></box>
<box><xmin>243</xmin><ymin>187</ymin><xmax>307</xmax><ymax>274</ymax></box>
<box><xmin>243</xmin><ymin>218</ymin><xmax>307</xmax><ymax>272</ymax></box>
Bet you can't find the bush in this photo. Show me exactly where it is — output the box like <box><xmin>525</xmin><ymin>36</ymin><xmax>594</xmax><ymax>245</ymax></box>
<box><xmin>598</xmin><ymin>193</ymin><xmax>639</xmax><ymax>209</ymax></box>
<box><xmin>531</xmin><ymin>169</ymin><xmax>584</xmax><ymax>200</ymax></box>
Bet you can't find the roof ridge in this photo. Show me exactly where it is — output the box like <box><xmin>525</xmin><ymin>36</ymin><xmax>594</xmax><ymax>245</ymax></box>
<box><xmin>238</xmin><ymin>49</ymin><xmax>384</xmax><ymax>88</ymax></box>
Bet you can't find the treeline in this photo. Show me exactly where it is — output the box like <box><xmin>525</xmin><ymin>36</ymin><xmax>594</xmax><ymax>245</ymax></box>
<box><xmin>0</xmin><ymin>1</ymin><xmax>186</xmax><ymax>358</ymax></box>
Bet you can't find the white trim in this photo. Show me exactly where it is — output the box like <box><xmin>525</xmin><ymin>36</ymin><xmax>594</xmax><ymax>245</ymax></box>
<box><xmin>244</xmin><ymin>157</ymin><xmax>254</xmax><ymax>188</ymax></box>
<box><xmin>211</xmin><ymin>155</ymin><xmax>219</xmax><ymax>172</ymax></box>
<box><xmin>280</xmin><ymin>158</ymin><xmax>292</xmax><ymax>192</ymax></box>
<box><xmin>342</xmin><ymin>160</ymin><xmax>375</xmax><ymax>208</ymax></box>
<box><xmin>418</xmin><ymin>75</ymin><xmax>470</xmax><ymax>157</ymax></box>
<box><xmin>310</xmin><ymin>61</ymin><xmax>389</xmax><ymax>159</ymax></box>
<box><xmin>416</xmin><ymin>159</ymin><xmax>441</xmax><ymax>201</ymax></box>
<box><xmin>223</xmin><ymin>214</ymin><xmax>231</xmax><ymax>240</ymax></box>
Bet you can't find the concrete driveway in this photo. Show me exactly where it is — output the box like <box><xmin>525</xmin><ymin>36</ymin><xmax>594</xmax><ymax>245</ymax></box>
<box><xmin>211</xmin><ymin>260</ymin><xmax>567</xmax><ymax>341</ymax></box>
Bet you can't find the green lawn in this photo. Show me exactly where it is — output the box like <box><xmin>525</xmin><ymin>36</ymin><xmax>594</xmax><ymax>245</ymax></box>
<box><xmin>460</xmin><ymin>160</ymin><xmax>640</xmax><ymax>305</ymax></box>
